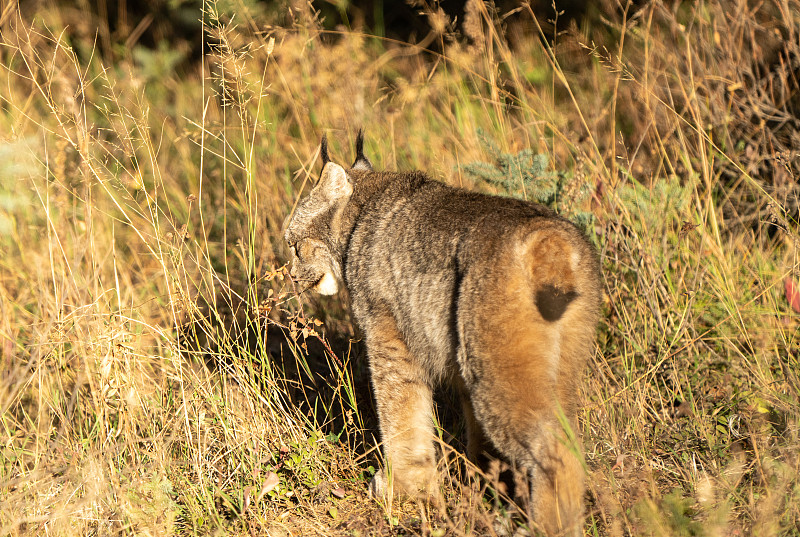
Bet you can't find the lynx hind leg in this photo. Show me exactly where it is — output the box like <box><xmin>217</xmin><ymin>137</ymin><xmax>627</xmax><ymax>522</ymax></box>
<box><xmin>526</xmin><ymin>418</ymin><xmax>585</xmax><ymax>537</ymax></box>
<box><xmin>527</xmin><ymin>311</ymin><xmax>596</xmax><ymax>537</ymax></box>
<box><xmin>459</xmin><ymin>282</ymin><xmax>592</xmax><ymax>534</ymax></box>
<box><xmin>493</xmin><ymin>329</ymin><xmax>589</xmax><ymax>537</ymax></box>
<box><xmin>461</xmin><ymin>341</ymin><xmax>586</xmax><ymax>535</ymax></box>
<box><xmin>366</xmin><ymin>315</ymin><xmax>439</xmax><ymax>502</ymax></box>
<box><xmin>470</xmin><ymin>392</ymin><xmax>585</xmax><ymax>536</ymax></box>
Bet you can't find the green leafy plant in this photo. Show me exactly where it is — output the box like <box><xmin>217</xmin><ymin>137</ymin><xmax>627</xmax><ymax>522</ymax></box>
<box><xmin>616</xmin><ymin>173</ymin><xmax>693</xmax><ymax>236</ymax></box>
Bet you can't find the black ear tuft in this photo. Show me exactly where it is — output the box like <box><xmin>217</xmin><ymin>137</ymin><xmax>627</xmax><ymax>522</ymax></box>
<box><xmin>355</xmin><ymin>129</ymin><xmax>365</xmax><ymax>157</ymax></box>
<box><xmin>351</xmin><ymin>129</ymin><xmax>373</xmax><ymax>170</ymax></box>
<box><xmin>320</xmin><ymin>134</ymin><xmax>330</xmax><ymax>168</ymax></box>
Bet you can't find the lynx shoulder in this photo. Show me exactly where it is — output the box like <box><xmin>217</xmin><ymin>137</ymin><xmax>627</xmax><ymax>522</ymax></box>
<box><xmin>283</xmin><ymin>132</ymin><xmax>601</xmax><ymax>536</ymax></box>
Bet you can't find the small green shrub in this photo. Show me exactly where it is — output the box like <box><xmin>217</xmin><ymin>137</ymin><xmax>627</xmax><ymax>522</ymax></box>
<box><xmin>461</xmin><ymin>129</ymin><xmax>595</xmax><ymax>232</ymax></box>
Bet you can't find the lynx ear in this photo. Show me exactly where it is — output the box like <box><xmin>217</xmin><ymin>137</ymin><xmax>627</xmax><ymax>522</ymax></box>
<box><xmin>318</xmin><ymin>162</ymin><xmax>353</xmax><ymax>200</ymax></box>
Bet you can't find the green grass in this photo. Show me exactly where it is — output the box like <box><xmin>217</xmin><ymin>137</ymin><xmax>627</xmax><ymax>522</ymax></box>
<box><xmin>1</xmin><ymin>0</ymin><xmax>799</xmax><ymax>535</ymax></box>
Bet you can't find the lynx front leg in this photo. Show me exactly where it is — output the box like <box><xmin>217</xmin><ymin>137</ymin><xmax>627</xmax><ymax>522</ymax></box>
<box><xmin>366</xmin><ymin>317</ymin><xmax>438</xmax><ymax>501</ymax></box>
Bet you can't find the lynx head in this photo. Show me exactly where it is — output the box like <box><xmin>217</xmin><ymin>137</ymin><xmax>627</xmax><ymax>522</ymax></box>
<box><xmin>283</xmin><ymin>132</ymin><xmax>372</xmax><ymax>295</ymax></box>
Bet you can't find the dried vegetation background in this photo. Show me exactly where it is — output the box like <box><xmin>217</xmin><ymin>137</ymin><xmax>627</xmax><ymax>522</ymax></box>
<box><xmin>0</xmin><ymin>0</ymin><xmax>798</xmax><ymax>535</ymax></box>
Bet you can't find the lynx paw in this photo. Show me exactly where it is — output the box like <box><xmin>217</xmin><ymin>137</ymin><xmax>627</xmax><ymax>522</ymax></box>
<box><xmin>368</xmin><ymin>469</ymin><xmax>389</xmax><ymax>500</ymax></box>
<box><xmin>369</xmin><ymin>467</ymin><xmax>442</xmax><ymax>506</ymax></box>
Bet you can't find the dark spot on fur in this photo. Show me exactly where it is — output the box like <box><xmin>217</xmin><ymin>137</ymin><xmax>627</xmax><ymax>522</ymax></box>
<box><xmin>535</xmin><ymin>285</ymin><xmax>579</xmax><ymax>322</ymax></box>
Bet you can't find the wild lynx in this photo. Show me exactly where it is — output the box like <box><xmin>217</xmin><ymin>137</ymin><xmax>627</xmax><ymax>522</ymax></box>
<box><xmin>284</xmin><ymin>132</ymin><xmax>601</xmax><ymax>536</ymax></box>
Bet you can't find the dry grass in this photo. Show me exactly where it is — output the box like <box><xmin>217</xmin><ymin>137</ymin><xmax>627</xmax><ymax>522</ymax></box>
<box><xmin>0</xmin><ymin>0</ymin><xmax>798</xmax><ymax>535</ymax></box>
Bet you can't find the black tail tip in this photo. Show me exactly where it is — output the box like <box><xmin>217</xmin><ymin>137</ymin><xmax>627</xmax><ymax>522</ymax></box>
<box><xmin>535</xmin><ymin>285</ymin><xmax>579</xmax><ymax>322</ymax></box>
